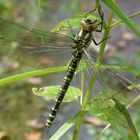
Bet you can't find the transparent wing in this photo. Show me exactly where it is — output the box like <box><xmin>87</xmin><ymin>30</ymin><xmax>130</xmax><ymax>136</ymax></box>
<box><xmin>80</xmin><ymin>47</ymin><xmax>140</xmax><ymax>131</ymax></box>
<box><xmin>0</xmin><ymin>18</ymin><xmax>74</xmax><ymax>47</ymax></box>
<box><xmin>0</xmin><ymin>18</ymin><xmax>74</xmax><ymax>70</ymax></box>
<box><xmin>83</xmin><ymin>47</ymin><xmax>140</xmax><ymax>102</ymax></box>
<box><xmin>83</xmin><ymin>50</ymin><xmax>140</xmax><ymax>136</ymax></box>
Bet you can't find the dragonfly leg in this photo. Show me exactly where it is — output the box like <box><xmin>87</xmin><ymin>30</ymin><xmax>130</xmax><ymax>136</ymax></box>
<box><xmin>85</xmin><ymin>7</ymin><xmax>97</xmax><ymax>18</ymax></box>
<box><xmin>95</xmin><ymin>21</ymin><xmax>103</xmax><ymax>32</ymax></box>
<box><xmin>92</xmin><ymin>5</ymin><xmax>110</xmax><ymax>45</ymax></box>
<box><xmin>98</xmin><ymin>5</ymin><xmax>104</xmax><ymax>19</ymax></box>
<box><xmin>86</xmin><ymin>4</ymin><xmax>103</xmax><ymax>18</ymax></box>
<box><xmin>92</xmin><ymin>36</ymin><xmax>110</xmax><ymax>45</ymax></box>
<box><xmin>95</xmin><ymin>5</ymin><xmax>104</xmax><ymax>32</ymax></box>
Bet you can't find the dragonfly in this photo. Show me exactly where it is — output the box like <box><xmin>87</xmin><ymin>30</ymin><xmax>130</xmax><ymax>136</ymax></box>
<box><xmin>0</xmin><ymin>6</ymin><xmax>139</xmax><ymax>134</ymax></box>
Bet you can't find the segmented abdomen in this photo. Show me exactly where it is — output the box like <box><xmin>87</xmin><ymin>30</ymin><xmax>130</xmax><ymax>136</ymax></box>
<box><xmin>46</xmin><ymin>51</ymin><xmax>82</xmax><ymax>127</ymax></box>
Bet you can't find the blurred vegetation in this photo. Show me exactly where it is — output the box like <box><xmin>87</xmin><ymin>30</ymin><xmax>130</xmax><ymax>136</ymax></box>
<box><xmin>0</xmin><ymin>0</ymin><xmax>140</xmax><ymax>140</ymax></box>
<box><xmin>0</xmin><ymin>0</ymin><xmax>92</xmax><ymax>139</ymax></box>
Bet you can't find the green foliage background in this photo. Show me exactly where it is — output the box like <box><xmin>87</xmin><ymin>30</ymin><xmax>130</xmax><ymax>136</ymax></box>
<box><xmin>0</xmin><ymin>0</ymin><xmax>140</xmax><ymax>140</ymax></box>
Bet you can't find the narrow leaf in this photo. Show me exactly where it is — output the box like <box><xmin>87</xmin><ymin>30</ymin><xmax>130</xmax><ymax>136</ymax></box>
<box><xmin>102</xmin><ymin>0</ymin><xmax>140</xmax><ymax>38</ymax></box>
<box><xmin>49</xmin><ymin>112</ymin><xmax>80</xmax><ymax>140</ymax></box>
<box><xmin>0</xmin><ymin>66</ymin><xmax>67</xmax><ymax>86</ymax></box>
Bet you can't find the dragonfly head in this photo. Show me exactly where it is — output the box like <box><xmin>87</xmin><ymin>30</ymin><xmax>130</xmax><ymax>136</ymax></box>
<box><xmin>80</xmin><ymin>16</ymin><xmax>101</xmax><ymax>32</ymax></box>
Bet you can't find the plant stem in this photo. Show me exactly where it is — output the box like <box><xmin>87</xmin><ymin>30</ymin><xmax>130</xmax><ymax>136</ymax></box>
<box><xmin>72</xmin><ymin>1</ymin><xmax>116</xmax><ymax>139</ymax></box>
<box><xmin>124</xmin><ymin>110</ymin><xmax>139</xmax><ymax>140</ymax></box>
<box><xmin>113</xmin><ymin>98</ymin><xmax>139</xmax><ymax>140</ymax></box>
<box><xmin>111</xmin><ymin>11</ymin><xmax>140</xmax><ymax>29</ymax></box>
<box><xmin>38</xmin><ymin>0</ymin><xmax>41</xmax><ymax>30</ymax></box>
<box><xmin>102</xmin><ymin>0</ymin><xmax>140</xmax><ymax>37</ymax></box>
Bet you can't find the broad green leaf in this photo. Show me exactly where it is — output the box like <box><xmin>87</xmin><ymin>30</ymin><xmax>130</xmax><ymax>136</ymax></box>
<box><xmin>86</xmin><ymin>93</ymin><xmax>129</xmax><ymax>123</ymax></box>
<box><xmin>51</xmin><ymin>12</ymin><xmax>100</xmax><ymax>32</ymax></box>
<box><xmin>86</xmin><ymin>94</ymin><xmax>139</xmax><ymax>139</ymax></box>
<box><xmin>33</xmin><ymin>85</ymin><xmax>81</xmax><ymax>102</ymax></box>
<box><xmin>49</xmin><ymin>112</ymin><xmax>80</xmax><ymax>140</ymax></box>
<box><xmin>87</xmin><ymin>95</ymin><xmax>118</xmax><ymax>122</ymax></box>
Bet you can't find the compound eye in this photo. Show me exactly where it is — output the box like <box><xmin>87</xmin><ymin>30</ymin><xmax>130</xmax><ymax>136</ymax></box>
<box><xmin>86</xmin><ymin>19</ymin><xmax>92</xmax><ymax>24</ymax></box>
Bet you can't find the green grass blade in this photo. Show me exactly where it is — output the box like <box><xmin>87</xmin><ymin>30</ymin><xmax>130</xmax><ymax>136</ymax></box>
<box><xmin>0</xmin><ymin>66</ymin><xmax>67</xmax><ymax>86</ymax></box>
<box><xmin>49</xmin><ymin>112</ymin><xmax>80</xmax><ymax>140</ymax></box>
<box><xmin>111</xmin><ymin>11</ymin><xmax>140</xmax><ymax>28</ymax></box>
<box><xmin>102</xmin><ymin>0</ymin><xmax>140</xmax><ymax>38</ymax></box>
<box><xmin>37</xmin><ymin>0</ymin><xmax>41</xmax><ymax>29</ymax></box>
